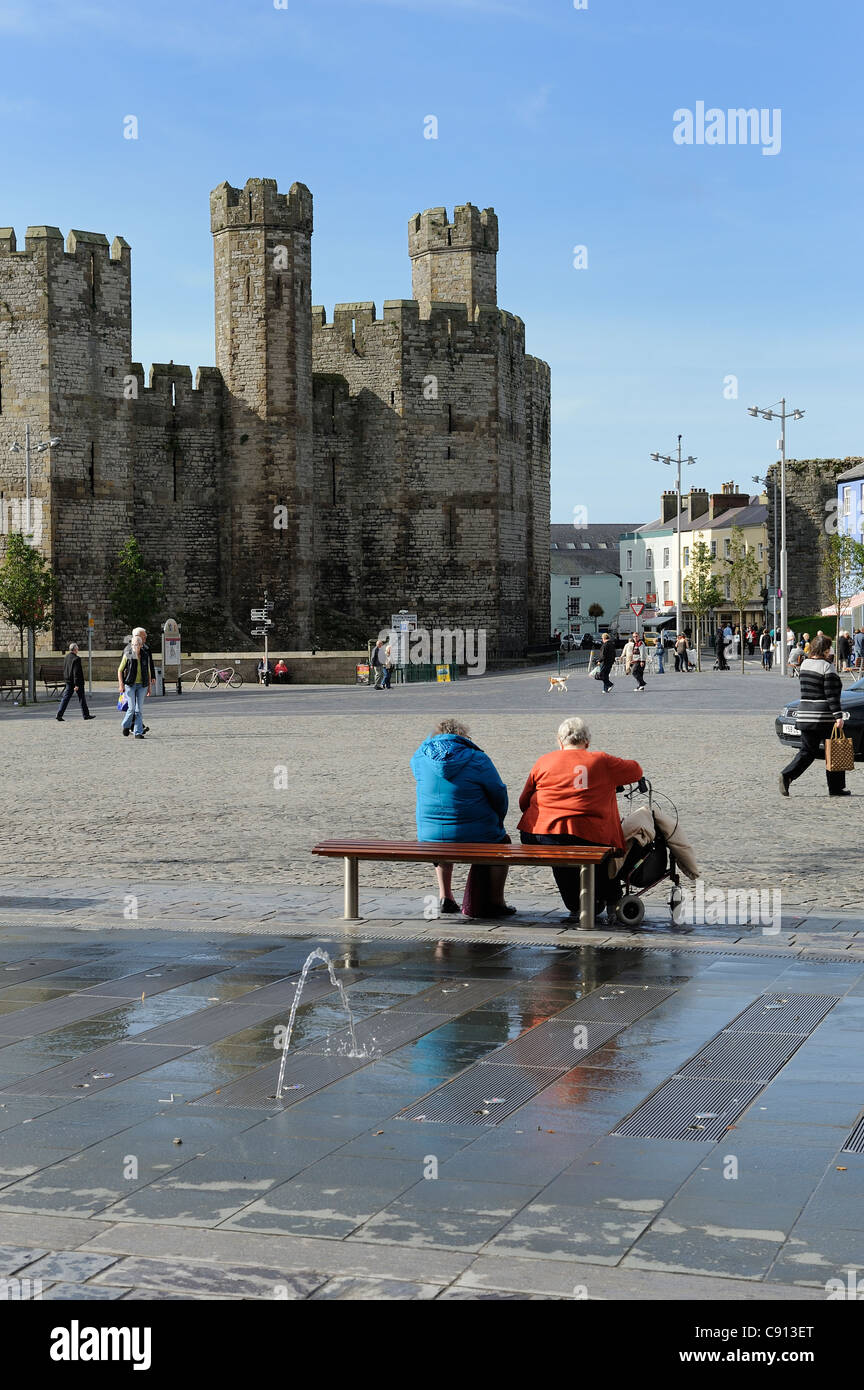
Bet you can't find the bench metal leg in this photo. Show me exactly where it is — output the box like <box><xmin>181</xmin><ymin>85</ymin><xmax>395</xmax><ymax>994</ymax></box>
<box><xmin>579</xmin><ymin>864</ymin><xmax>595</xmax><ymax>930</ymax></box>
<box><xmin>343</xmin><ymin>856</ymin><xmax>359</xmax><ymax>920</ymax></box>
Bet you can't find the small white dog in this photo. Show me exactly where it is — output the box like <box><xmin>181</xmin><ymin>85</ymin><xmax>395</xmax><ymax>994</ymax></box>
<box><xmin>548</xmin><ymin>675</ymin><xmax>569</xmax><ymax>694</ymax></box>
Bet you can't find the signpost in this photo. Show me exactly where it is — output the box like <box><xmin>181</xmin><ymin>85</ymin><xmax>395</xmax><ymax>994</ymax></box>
<box><xmin>630</xmin><ymin>600</ymin><xmax>645</xmax><ymax>637</ymax></box>
<box><xmin>251</xmin><ymin>594</ymin><xmax>275</xmax><ymax>675</ymax></box>
<box><xmin>390</xmin><ymin>610</ymin><xmax>417</xmax><ymax>667</ymax></box>
<box><xmin>87</xmin><ymin>612</ymin><xmax>94</xmax><ymax>696</ymax></box>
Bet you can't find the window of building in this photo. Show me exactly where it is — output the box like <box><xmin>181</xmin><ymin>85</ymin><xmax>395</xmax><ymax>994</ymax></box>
<box><xmin>663</xmin><ymin>547</ymin><xmax>669</xmax><ymax>567</ymax></box>
<box><xmin>710</xmin><ymin>541</ymin><xmax>716</xmax><ymax>558</ymax></box>
<box><xmin>724</xmin><ymin>538</ymin><xmax>731</xmax><ymax>559</ymax></box>
<box><xmin>626</xmin><ymin>550</ymin><xmax>632</xmax><ymax>570</ymax></box>
<box><xmin>843</xmin><ymin>486</ymin><xmax>852</xmax><ymax>516</ymax></box>
<box><xmin>683</xmin><ymin>546</ymin><xmax>690</xmax><ymax>566</ymax></box>
<box><xmin>758</xmin><ymin>542</ymin><xmax>764</xmax><ymax>561</ymax></box>
<box><xmin>626</xmin><ymin>581</ymin><xmax>632</xmax><ymax>601</ymax></box>
<box><xmin>663</xmin><ymin>579</ymin><xmax>669</xmax><ymax>602</ymax></box>
<box><xmin>725</xmin><ymin>579</ymin><xmax>731</xmax><ymax>599</ymax></box>
<box><xmin>569</xmin><ymin>576</ymin><xmax>580</xmax><ymax>586</ymax></box>
<box><xmin>645</xmin><ymin>548</ymin><xmax>653</xmax><ymax>567</ymax></box>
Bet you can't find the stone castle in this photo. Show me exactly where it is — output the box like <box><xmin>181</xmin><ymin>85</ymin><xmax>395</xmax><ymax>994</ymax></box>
<box><xmin>0</xmin><ymin>177</ymin><xmax>551</xmax><ymax>657</ymax></box>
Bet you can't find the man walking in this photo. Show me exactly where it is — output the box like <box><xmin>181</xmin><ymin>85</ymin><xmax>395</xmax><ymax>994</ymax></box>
<box><xmin>853</xmin><ymin>628</ymin><xmax>864</xmax><ymax>674</ymax></box>
<box><xmin>370</xmin><ymin>637</ymin><xmax>387</xmax><ymax>689</ymax></box>
<box><xmin>595</xmin><ymin>631</ymin><xmax>617</xmax><ymax>694</ymax></box>
<box><xmin>56</xmin><ymin>643</ymin><xmax>95</xmax><ymax>722</ymax></box>
<box><xmin>624</xmin><ymin>631</ymin><xmax>646</xmax><ymax>692</ymax></box>
<box><xmin>117</xmin><ymin>627</ymin><xmax>155</xmax><ymax>739</ymax></box>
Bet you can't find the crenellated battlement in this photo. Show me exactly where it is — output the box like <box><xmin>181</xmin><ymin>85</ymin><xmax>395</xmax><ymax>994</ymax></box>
<box><xmin>210</xmin><ymin>177</ymin><xmax>313</xmax><ymax>235</ymax></box>
<box><xmin>124</xmin><ymin>362</ymin><xmax>224</xmax><ymax>402</ymax></box>
<box><xmin>0</xmin><ymin>226</ymin><xmax>129</xmax><ymax>264</ymax></box>
<box><xmin>408</xmin><ymin>204</ymin><xmax>498</xmax><ymax>257</ymax></box>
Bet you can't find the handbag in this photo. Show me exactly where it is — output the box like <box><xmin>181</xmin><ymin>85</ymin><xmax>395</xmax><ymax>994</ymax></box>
<box><xmin>592</xmin><ymin>666</ymin><xmax>604</xmax><ymax>680</ymax></box>
<box><xmin>825</xmin><ymin>725</ymin><xmax>854</xmax><ymax>772</ymax></box>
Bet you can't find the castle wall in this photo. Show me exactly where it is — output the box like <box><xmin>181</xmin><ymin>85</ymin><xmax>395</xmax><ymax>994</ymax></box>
<box><xmin>311</xmin><ymin>296</ymin><xmax>550</xmax><ymax>655</ymax></box>
<box><xmin>766</xmin><ymin>458</ymin><xmax>864</xmax><ymax>617</ymax></box>
<box><xmin>128</xmin><ymin>364</ymin><xmax>224</xmax><ymax>635</ymax></box>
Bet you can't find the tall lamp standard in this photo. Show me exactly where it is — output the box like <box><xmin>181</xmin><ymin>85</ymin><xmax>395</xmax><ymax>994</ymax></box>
<box><xmin>747</xmin><ymin>400</ymin><xmax>805</xmax><ymax>676</ymax></box>
<box><xmin>650</xmin><ymin>434</ymin><xmax>696</xmax><ymax>638</ymax></box>
<box><xmin>753</xmin><ymin>471</ymin><xmax>779</xmax><ymax>641</ymax></box>
<box><xmin>8</xmin><ymin>425</ymin><xmax>63</xmax><ymax>700</ymax></box>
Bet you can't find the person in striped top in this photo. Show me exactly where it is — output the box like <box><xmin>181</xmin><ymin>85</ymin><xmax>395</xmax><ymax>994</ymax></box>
<box><xmin>780</xmin><ymin>635</ymin><xmax>848</xmax><ymax>797</ymax></box>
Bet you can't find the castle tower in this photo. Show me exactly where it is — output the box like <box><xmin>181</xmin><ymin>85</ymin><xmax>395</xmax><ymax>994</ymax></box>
<box><xmin>210</xmin><ymin>177</ymin><xmax>315</xmax><ymax>644</ymax></box>
<box><xmin>408</xmin><ymin>204</ymin><xmax>498</xmax><ymax>317</ymax></box>
<box><xmin>0</xmin><ymin>221</ymin><xmax>133</xmax><ymax>647</ymax></box>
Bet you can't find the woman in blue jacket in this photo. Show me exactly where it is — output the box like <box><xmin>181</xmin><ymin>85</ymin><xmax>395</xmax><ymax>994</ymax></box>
<box><xmin>410</xmin><ymin>719</ymin><xmax>514</xmax><ymax>918</ymax></box>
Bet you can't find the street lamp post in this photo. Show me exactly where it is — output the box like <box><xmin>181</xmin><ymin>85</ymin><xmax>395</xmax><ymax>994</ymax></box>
<box><xmin>8</xmin><ymin>424</ymin><xmax>62</xmax><ymax>700</ymax></box>
<box><xmin>753</xmin><ymin>471</ymin><xmax>779</xmax><ymax>639</ymax></box>
<box><xmin>651</xmin><ymin>435</ymin><xmax>696</xmax><ymax>640</ymax></box>
<box><xmin>747</xmin><ymin>400</ymin><xmax>805</xmax><ymax>676</ymax></box>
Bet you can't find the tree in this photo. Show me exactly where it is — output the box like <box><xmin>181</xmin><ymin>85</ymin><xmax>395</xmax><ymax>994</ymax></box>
<box><xmin>823</xmin><ymin>534</ymin><xmax>864</xmax><ymax>662</ymax></box>
<box><xmin>109</xmin><ymin>537</ymin><xmax>165</xmax><ymax>637</ymax></box>
<box><xmin>0</xmin><ymin>533</ymin><xmax>57</xmax><ymax>704</ymax></box>
<box><xmin>724</xmin><ymin>526</ymin><xmax>763</xmax><ymax>673</ymax></box>
<box><xmin>588</xmin><ymin>602</ymin><xmax>604</xmax><ymax>633</ymax></box>
<box><xmin>685</xmin><ymin>537</ymin><xmax>722</xmax><ymax>672</ymax></box>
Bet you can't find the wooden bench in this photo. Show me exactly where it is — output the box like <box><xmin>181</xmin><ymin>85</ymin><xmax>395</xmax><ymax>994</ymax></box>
<box><xmin>39</xmin><ymin>666</ymin><xmax>65</xmax><ymax>697</ymax></box>
<box><xmin>0</xmin><ymin>676</ymin><xmax>25</xmax><ymax>702</ymax></box>
<box><xmin>312</xmin><ymin>839</ymin><xmax>613</xmax><ymax>930</ymax></box>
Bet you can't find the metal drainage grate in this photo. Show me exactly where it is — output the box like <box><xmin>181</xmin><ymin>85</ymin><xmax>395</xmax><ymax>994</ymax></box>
<box><xmin>842</xmin><ymin>1116</ymin><xmax>864</xmax><ymax>1155</ymax></box>
<box><xmin>678</xmin><ymin>1030</ymin><xmax>805</xmax><ymax>1086</ymax></box>
<box><xmin>0</xmin><ymin>1043</ymin><xmax>194</xmax><ymax>1097</ymax></box>
<box><xmin>483</xmin><ymin>1019</ymin><xmax>620</xmax><ymax>1068</ymax></box>
<box><xmin>727</xmin><ymin>993</ymin><xmax>838</xmax><ymax>1034</ymax></box>
<box><xmin>392</xmin><ymin>980</ymin><xmax>512</xmax><ymax>1015</ymax></box>
<box><xmin>613</xmin><ymin>1076</ymin><xmax>763</xmax><ymax>1141</ymax></box>
<box><xmin>553</xmin><ymin>985</ymin><xmax>675</xmax><ymax>1025</ymax></box>
<box><xmin>396</xmin><ymin>1064</ymin><xmax>552</xmax><ymax>1125</ymax></box>
<box><xmin>192</xmin><ymin>1054</ymin><xmax>361</xmax><ymax>1109</ymax></box>
<box><xmin>301</xmin><ymin>1012</ymin><xmax>449</xmax><ymax>1059</ymax></box>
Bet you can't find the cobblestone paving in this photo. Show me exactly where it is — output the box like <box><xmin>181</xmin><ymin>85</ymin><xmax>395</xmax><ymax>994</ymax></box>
<box><xmin>1</xmin><ymin>665</ymin><xmax>861</xmax><ymax>916</ymax></box>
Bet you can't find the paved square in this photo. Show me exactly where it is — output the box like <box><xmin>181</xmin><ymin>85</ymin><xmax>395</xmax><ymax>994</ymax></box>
<box><xmin>0</xmin><ymin>668</ymin><xmax>861</xmax><ymax>1299</ymax></box>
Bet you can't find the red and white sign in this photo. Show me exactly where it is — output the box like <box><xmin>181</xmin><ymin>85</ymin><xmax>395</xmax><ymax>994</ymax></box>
<box><xmin>630</xmin><ymin>602</ymin><xmax>645</xmax><ymax>616</ymax></box>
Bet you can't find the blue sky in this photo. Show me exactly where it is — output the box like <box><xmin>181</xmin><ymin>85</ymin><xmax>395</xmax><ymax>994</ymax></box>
<box><xmin>2</xmin><ymin>0</ymin><xmax>861</xmax><ymax>522</ymax></box>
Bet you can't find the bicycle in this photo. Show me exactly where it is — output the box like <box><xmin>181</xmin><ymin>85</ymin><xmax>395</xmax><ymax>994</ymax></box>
<box><xmin>204</xmin><ymin>666</ymin><xmax>243</xmax><ymax>689</ymax></box>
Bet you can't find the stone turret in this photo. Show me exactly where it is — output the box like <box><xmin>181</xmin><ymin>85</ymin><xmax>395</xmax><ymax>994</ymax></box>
<box><xmin>211</xmin><ymin>177</ymin><xmax>315</xmax><ymax>644</ymax></box>
<box><xmin>408</xmin><ymin>204</ymin><xmax>498</xmax><ymax>318</ymax></box>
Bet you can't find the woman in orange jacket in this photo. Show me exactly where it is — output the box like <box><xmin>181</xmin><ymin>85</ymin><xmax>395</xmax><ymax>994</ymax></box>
<box><xmin>518</xmin><ymin>716</ymin><xmax>643</xmax><ymax>924</ymax></box>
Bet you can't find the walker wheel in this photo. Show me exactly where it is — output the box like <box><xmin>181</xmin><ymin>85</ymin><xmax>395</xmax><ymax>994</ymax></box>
<box><xmin>616</xmin><ymin>895</ymin><xmax>645</xmax><ymax>927</ymax></box>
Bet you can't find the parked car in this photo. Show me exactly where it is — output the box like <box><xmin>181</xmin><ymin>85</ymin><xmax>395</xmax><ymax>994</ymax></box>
<box><xmin>579</xmin><ymin>632</ymin><xmax>599</xmax><ymax>649</ymax></box>
<box><xmin>774</xmin><ymin>677</ymin><xmax>864</xmax><ymax>760</ymax></box>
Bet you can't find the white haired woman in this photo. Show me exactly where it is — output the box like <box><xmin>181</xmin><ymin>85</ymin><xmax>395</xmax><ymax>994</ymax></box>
<box><xmin>518</xmin><ymin>716</ymin><xmax>643</xmax><ymax>924</ymax></box>
<box><xmin>117</xmin><ymin>626</ymin><xmax>156</xmax><ymax>739</ymax></box>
